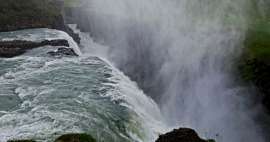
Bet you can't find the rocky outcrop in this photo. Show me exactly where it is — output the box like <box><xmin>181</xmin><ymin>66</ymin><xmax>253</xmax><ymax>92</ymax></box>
<box><xmin>7</xmin><ymin>140</ymin><xmax>36</xmax><ymax>142</ymax></box>
<box><xmin>0</xmin><ymin>39</ymin><xmax>69</xmax><ymax>57</ymax></box>
<box><xmin>48</xmin><ymin>47</ymin><xmax>78</xmax><ymax>57</ymax></box>
<box><xmin>0</xmin><ymin>0</ymin><xmax>80</xmax><ymax>43</ymax></box>
<box><xmin>7</xmin><ymin>133</ymin><xmax>96</xmax><ymax>142</ymax></box>
<box><xmin>54</xmin><ymin>133</ymin><xmax>96</xmax><ymax>142</ymax></box>
<box><xmin>156</xmin><ymin>128</ymin><xmax>215</xmax><ymax>142</ymax></box>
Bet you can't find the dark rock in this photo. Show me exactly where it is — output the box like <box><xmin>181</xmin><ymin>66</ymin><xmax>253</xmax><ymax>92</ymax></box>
<box><xmin>156</xmin><ymin>128</ymin><xmax>214</xmax><ymax>142</ymax></box>
<box><xmin>47</xmin><ymin>47</ymin><xmax>78</xmax><ymax>57</ymax></box>
<box><xmin>7</xmin><ymin>140</ymin><xmax>36</xmax><ymax>142</ymax></box>
<box><xmin>54</xmin><ymin>133</ymin><xmax>96</xmax><ymax>142</ymax></box>
<box><xmin>0</xmin><ymin>39</ymin><xmax>69</xmax><ymax>57</ymax></box>
<box><xmin>40</xmin><ymin>40</ymin><xmax>69</xmax><ymax>47</ymax></box>
<box><xmin>61</xmin><ymin>25</ymin><xmax>81</xmax><ymax>44</ymax></box>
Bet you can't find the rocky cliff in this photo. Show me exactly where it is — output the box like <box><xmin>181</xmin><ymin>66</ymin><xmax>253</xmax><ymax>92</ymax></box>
<box><xmin>0</xmin><ymin>0</ymin><xmax>80</xmax><ymax>43</ymax></box>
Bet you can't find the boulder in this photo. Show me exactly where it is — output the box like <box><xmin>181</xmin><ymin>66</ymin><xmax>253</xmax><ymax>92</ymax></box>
<box><xmin>54</xmin><ymin>133</ymin><xmax>96</xmax><ymax>142</ymax></box>
<box><xmin>156</xmin><ymin>128</ymin><xmax>215</xmax><ymax>142</ymax></box>
<box><xmin>0</xmin><ymin>39</ymin><xmax>69</xmax><ymax>57</ymax></box>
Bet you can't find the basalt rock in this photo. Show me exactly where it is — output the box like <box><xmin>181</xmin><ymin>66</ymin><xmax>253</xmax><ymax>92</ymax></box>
<box><xmin>156</xmin><ymin>128</ymin><xmax>215</xmax><ymax>142</ymax></box>
<box><xmin>47</xmin><ymin>47</ymin><xmax>78</xmax><ymax>57</ymax></box>
<box><xmin>54</xmin><ymin>133</ymin><xmax>96</xmax><ymax>142</ymax></box>
<box><xmin>7</xmin><ymin>140</ymin><xmax>36</xmax><ymax>142</ymax></box>
<box><xmin>0</xmin><ymin>39</ymin><xmax>69</xmax><ymax>57</ymax></box>
<box><xmin>7</xmin><ymin>134</ymin><xmax>96</xmax><ymax>142</ymax></box>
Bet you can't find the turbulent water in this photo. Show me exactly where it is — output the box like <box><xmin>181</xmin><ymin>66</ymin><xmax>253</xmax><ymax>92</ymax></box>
<box><xmin>72</xmin><ymin>0</ymin><xmax>269</xmax><ymax>142</ymax></box>
<box><xmin>0</xmin><ymin>29</ymin><xmax>165</xmax><ymax>142</ymax></box>
<box><xmin>0</xmin><ymin>0</ymin><xmax>269</xmax><ymax>142</ymax></box>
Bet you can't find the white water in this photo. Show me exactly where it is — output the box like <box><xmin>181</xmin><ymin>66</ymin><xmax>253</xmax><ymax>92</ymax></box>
<box><xmin>75</xmin><ymin>0</ymin><xmax>268</xmax><ymax>141</ymax></box>
<box><xmin>0</xmin><ymin>29</ymin><xmax>166</xmax><ymax>142</ymax></box>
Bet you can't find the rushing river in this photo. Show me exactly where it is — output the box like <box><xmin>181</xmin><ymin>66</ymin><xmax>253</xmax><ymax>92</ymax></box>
<box><xmin>0</xmin><ymin>0</ymin><xmax>270</xmax><ymax>141</ymax></box>
<box><xmin>0</xmin><ymin>29</ymin><xmax>166</xmax><ymax>142</ymax></box>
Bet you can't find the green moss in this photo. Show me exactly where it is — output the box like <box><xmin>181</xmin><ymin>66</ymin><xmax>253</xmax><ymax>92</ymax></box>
<box><xmin>245</xmin><ymin>22</ymin><xmax>270</xmax><ymax>62</ymax></box>
<box><xmin>54</xmin><ymin>133</ymin><xmax>96</xmax><ymax>142</ymax></box>
<box><xmin>0</xmin><ymin>0</ymin><xmax>63</xmax><ymax>31</ymax></box>
<box><xmin>207</xmin><ymin>139</ymin><xmax>216</xmax><ymax>142</ymax></box>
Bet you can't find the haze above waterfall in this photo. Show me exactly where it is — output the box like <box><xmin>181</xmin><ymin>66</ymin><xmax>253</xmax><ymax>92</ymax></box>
<box><xmin>74</xmin><ymin>0</ymin><xmax>269</xmax><ymax>142</ymax></box>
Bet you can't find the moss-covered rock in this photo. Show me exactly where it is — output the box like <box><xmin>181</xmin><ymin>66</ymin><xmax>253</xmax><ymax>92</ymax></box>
<box><xmin>237</xmin><ymin>1</ymin><xmax>270</xmax><ymax>111</ymax></box>
<box><xmin>54</xmin><ymin>133</ymin><xmax>96</xmax><ymax>142</ymax></box>
<box><xmin>0</xmin><ymin>0</ymin><xmax>80</xmax><ymax>43</ymax></box>
<box><xmin>239</xmin><ymin>21</ymin><xmax>270</xmax><ymax>111</ymax></box>
<box><xmin>0</xmin><ymin>0</ymin><xmax>63</xmax><ymax>32</ymax></box>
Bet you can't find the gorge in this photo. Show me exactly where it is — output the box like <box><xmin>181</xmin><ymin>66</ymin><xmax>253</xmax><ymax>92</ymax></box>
<box><xmin>0</xmin><ymin>0</ymin><xmax>270</xmax><ymax>142</ymax></box>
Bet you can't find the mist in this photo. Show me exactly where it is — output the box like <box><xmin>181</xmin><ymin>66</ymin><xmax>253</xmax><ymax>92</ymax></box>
<box><xmin>76</xmin><ymin>0</ymin><xmax>268</xmax><ymax>141</ymax></box>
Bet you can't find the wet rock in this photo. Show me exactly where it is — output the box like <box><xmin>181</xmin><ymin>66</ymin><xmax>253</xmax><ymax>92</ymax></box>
<box><xmin>7</xmin><ymin>140</ymin><xmax>36</xmax><ymax>142</ymax></box>
<box><xmin>54</xmin><ymin>133</ymin><xmax>96</xmax><ymax>142</ymax></box>
<box><xmin>156</xmin><ymin>128</ymin><xmax>214</xmax><ymax>142</ymax></box>
<box><xmin>41</xmin><ymin>40</ymin><xmax>69</xmax><ymax>47</ymax></box>
<box><xmin>0</xmin><ymin>39</ymin><xmax>69</xmax><ymax>57</ymax></box>
<box><xmin>47</xmin><ymin>47</ymin><xmax>78</xmax><ymax>57</ymax></box>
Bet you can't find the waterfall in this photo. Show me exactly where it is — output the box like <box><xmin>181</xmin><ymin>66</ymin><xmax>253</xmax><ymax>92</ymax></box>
<box><xmin>0</xmin><ymin>28</ymin><xmax>166</xmax><ymax>142</ymax></box>
<box><xmin>75</xmin><ymin>0</ymin><xmax>268</xmax><ymax>141</ymax></box>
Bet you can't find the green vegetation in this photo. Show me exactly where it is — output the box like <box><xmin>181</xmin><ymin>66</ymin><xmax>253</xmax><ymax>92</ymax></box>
<box><xmin>0</xmin><ymin>0</ymin><xmax>63</xmax><ymax>32</ymax></box>
<box><xmin>245</xmin><ymin>22</ymin><xmax>270</xmax><ymax>62</ymax></box>
<box><xmin>238</xmin><ymin>2</ymin><xmax>270</xmax><ymax>110</ymax></box>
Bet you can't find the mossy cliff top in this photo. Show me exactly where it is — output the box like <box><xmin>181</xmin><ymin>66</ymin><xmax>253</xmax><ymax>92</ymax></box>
<box><xmin>0</xmin><ymin>0</ymin><xmax>64</xmax><ymax>32</ymax></box>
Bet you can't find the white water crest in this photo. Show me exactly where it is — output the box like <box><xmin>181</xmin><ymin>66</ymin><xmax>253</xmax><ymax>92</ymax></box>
<box><xmin>75</xmin><ymin>0</ymin><xmax>269</xmax><ymax>141</ymax></box>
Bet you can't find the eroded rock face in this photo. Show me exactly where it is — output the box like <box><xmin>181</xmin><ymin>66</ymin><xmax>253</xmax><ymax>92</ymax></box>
<box><xmin>156</xmin><ymin>128</ymin><xmax>214</xmax><ymax>142</ymax></box>
<box><xmin>0</xmin><ymin>39</ymin><xmax>69</xmax><ymax>57</ymax></box>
